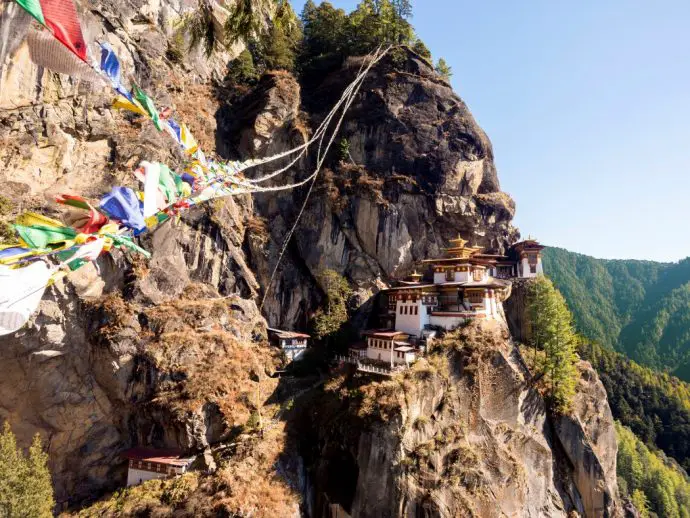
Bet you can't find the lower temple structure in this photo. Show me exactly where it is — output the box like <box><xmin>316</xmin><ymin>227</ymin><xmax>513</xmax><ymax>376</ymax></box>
<box><xmin>123</xmin><ymin>448</ymin><xmax>195</xmax><ymax>487</ymax></box>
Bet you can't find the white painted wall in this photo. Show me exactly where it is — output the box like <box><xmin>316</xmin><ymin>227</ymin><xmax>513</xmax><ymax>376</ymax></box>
<box><xmin>366</xmin><ymin>338</ymin><xmax>393</xmax><ymax>364</ymax></box>
<box><xmin>283</xmin><ymin>346</ymin><xmax>307</xmax><ymax>361</ymax></box>
<box><xmin>433</xmin><ymin>271</ymin><xmax>447</xmax><ymax>284</ymax></box>
<box><xmin>394</xmin><ymin>299</ymin><xmax>427</xmax><ymax>336</ymax></box>
<box><xmin>429</xmin><ymin>314</ymin><xmax>470</xmax><ymax>329</ymax></box>
<box><xmin>127</xmin><ymin>468</ymin><xmax>172</xmax><ymax>487</ymax></box>
<box><xmin>365</xmin><ymin>338</ymin><xmax>415</xmax><ymax>366</ymax></box>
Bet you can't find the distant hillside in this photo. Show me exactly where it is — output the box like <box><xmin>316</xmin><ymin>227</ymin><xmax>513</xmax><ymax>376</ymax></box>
<box><xmin>579</xmin><ymin>339</ymin><xmax>690</xmax><ymax>472</ymax></box>
<box><xmin>542</xmin><ymin>247</ymin><xmax>690</xmax><ymax>378</ymax></box>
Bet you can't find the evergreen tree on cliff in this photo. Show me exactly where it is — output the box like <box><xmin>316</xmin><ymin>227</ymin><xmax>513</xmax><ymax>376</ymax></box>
<box><xmin>312</xmin><ymin>269</ymin><xmax>352</xmax><ymax>346</ymax></box>
<box><xmin>0</xmin><ymin>423</ymin><xmax>54</xmax><ymax>517</ymax></box>
<box><xmin>526</xmin><ymin>276</ymin><xmax>579</xmax><ymax>412</ymax></box>
<box><xmin>435</xmin><ymin>57</ymin><xmax>452</xmax><ymax>80</ymax></box>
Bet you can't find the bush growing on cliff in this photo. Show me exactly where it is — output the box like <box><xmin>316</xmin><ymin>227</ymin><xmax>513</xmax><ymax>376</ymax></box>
<box><xmin>526</xmin><ymin>276</ymin><xmax>579</xmax><ymax>412</ymax></box>
<box><xmin>181</xmin><ymin>0</ymin><xmax>302</xmax><ymax>73</ymax></box>
<box><xmin>0</xmin><ymin>422</ymin><xmax>54</xmax><ymax>518</ymax></box>
<box><xmin>312</xmin><ymin>269</ymin><xmax>352</xmax><ymax>346</ymax></box>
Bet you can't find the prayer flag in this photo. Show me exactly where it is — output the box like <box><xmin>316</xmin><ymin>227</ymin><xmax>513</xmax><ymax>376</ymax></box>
<box><xmin>41</xmin><ymin>0</ymin><xmax>87</xmax><ymax>61</ymax></box>
<box><xmin>0</xmin><ymin>262</ymin><xmax>54</xmax><ymax>336</ymax></box>
<box><xmin>99</xmin><ymin>42</ymin><xmax>132</xmax><ymax>100</ymax></box>
<box><xmin>15</xmin><ymin>0</ymin><xmax>88</xmax><ymax>61</ymax></box>
<box><xmin>113</xmin><ymin>96</ymin><xmax>147</xmax><ymax>117</ymax></box>
<box><xmin>132</xmin><ymin>83</ymin><xmax>162</xmax><ymax>131</ymax></box>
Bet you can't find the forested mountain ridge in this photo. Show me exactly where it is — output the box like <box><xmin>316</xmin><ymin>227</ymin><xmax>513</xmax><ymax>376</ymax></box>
<box><xmin>543</xmin><ymin>247</ymin><xmax>690</xmax><ymax>378</ymax></box>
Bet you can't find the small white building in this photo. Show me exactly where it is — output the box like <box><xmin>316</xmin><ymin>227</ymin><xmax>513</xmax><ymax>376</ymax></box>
<box><xmin>362</xmin><ymin>329</ymin><xmax>417</xmax><ymax>367</ymax></box>
<box><xmin>268</xmin><ymin>328</ymin><xmax>310</xmax><ymax>361</ymax></box>
<box><xmin>123</xmin><ymin>448</ymin><xmax>195</xmax><ymax>487</ymax></box>
<box><xmin>513</xmin><ymin>239</ymin><xmax>545</xmax><ymax>278</ymax></box>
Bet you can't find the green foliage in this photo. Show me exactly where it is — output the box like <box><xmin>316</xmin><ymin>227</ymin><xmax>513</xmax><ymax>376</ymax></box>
<box><xmin>179</xmin><ymin>1</ymin><xmax>219</xmax><ymax>57</ymax></box>
<box><xmin>526</xmin><ymin>276</ymin><xmax>579</xmax><ymax>412</ymax></box>
<box><xmin>252</xmin><ymin>0</ymin><xmax>302</xmax><ymax>72</ymax></box>
<box><xmin>435</xmin><ymin>57</ymin><xmax>452</xmax><ymax>80</ymax></box>
<box><xmin>224</xmin><ymin>0</ymin><xmax>275</xmax><ymax>44</ymax></box>
<box><xmin>338</xmin><ymin>137</ymin><xmax>351</xmax><ymax>162</ymax></box>
<box><xmin>181</xmin><ymin>0</ymin><xmax>293</xmax><ymax>66</ymax></box>
<box><xmin>0</xmin><ymin>422</ymin><xmax>54</xmax><ymax>517</ymax></box>
<box><xmin>411</xmin><ymin>38</ymin><xmax>431</xmax><ymax>61</ymax></box>
<box><xmin>543</xmin><ymin>247</ymin><xmax>690</xmax><ymax>379</ymax></box>
<box><xmin>579</xmin><ymin>337</ymin><xmax>690</xmax><ymax>472</ymax></box>
<box><xmin>299</xmin><ymin>0</ymin><xmax>424</xmax><ymax>77</ymax></box>
<box><xmin>311</xmin><ymin>269</ymin><xmax>352</xmax><ymax>344</ymax></box>
<box><xmin>166</xmin><ymin>30</ymin><xmax>186</xmax><ymax>64</ymax></box>
<box><xmin>227</xmin><ymin>49</ymin><xmax>259</xmax><ymax>84</ymax></box>
<box><xmin>616</xmin><ymin>422</ymin><xmax>690</xmax><ymax>518</ymax></box>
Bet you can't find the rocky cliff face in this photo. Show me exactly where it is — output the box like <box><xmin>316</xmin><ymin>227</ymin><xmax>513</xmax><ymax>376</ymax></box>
<box><xmin>0</xmin><ymin>0</ymin><xmax>285</xmax><ymax>508</ymax></box>
<box><xmin>222</xmin><ymin>50</ymin><xmax>518</xmax><ymax>328</ymax></box>
<box><xmin>0</xmin><ymin>2</ymin><xmax>622</xmax><ymax>515</ymax></box>
<box><xmin>296</xmin><ymin>322</ymin><xmax>621</xmax><ymax>518</ymax></box>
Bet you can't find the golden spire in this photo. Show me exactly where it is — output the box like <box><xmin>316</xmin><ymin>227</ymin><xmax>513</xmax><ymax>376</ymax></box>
<box><xmin>448</xmin><ymin>234</ymin><xmax>467</xmax><ymax>248</ymax></box>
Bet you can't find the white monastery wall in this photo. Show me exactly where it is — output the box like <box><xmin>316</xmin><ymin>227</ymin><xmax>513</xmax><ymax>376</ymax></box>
<box><xmin>127</xmin><ymin>468</ymin><xmax>169</xmax><ymax>487</ymax></box>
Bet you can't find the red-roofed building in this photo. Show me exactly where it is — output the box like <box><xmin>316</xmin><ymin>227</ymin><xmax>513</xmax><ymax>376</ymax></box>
<box><xmin>122</xmin><ymin>448</ymin><xmax>195</xmax><ymax>487</ymax></box>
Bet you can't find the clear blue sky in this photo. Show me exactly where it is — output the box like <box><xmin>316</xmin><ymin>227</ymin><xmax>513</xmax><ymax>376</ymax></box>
<box><xmin>292</xmin><ymin>1</ymin><xmax>690</xmax><ymax>262</ymax></box>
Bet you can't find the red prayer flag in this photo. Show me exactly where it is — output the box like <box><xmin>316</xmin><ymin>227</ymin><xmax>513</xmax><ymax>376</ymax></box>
<box><xmin>40</xmin><ymin>0</ymin><xmax>87</xmax><ymax>62</ymax></box>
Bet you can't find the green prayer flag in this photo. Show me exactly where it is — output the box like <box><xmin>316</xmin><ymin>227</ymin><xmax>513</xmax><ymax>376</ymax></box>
<box><xmin>55</xmin><ymin>248</ymin><xmax>87</xmax><ymax>271</ymax></box>
<box><xmin>14</xmin><ymin>0</ymin><xmax>46</xmax><ymax>25</ymax></box>
<box><xmin>14</xmin><ymin>224</ymin><xmax>77</xmax><ymax>249</ymax></box>
<box><xmin>132</xmin><ymin>84</ymin><xmax>162</xmax><ymax>131</ymax></box>
<box><xmin>173</xmin><ymin>174</ymin><xmax>186</xmax><ymax>195</ymax></box>
<box><xmin>158</xmin><ymin>165</ymin><xmax>178</xmax><ymax>203</ymax></box>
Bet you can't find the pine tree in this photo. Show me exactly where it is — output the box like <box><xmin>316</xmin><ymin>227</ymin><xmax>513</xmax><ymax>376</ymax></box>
<box><xmin>526</xmin><ymin>276</ymin><xmax>579</xmax><ymax>412</ymax></box>
<box><xmin>0</xmin><ymin>423</ymin><xmax>54</xmax><ymax>517</ymax></box>
<box><xmin>261</xmin><ymin>0</ymin><xmax>302</xmax><ymax>71</ymax></box>
<box><xmin>435</xmin><ymin>57</ymin><xmax>452</xmax><ymax>80</ymax></box>
<box><xmin>24</xmin><ymin>434</ymin><xmax>54</xmax><ymax>518</ymax></box>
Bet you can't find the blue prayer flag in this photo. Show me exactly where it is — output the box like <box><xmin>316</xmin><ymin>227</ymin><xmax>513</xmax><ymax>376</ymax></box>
<box><xmin>99</xmin><ymin>42</ymin><xmax>132</xmax><ymax>101</ymax></box>
<box><xmin>99</xmin><ymin>187</ymin><xmax>147</xmax><ymax>234</ymax></box>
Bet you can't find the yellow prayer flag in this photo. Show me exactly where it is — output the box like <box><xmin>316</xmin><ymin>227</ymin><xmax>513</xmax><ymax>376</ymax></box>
<box><xmin>112</xmin><ymin>96</ymin><xmax>148</xmax><ymax>117</ymax></box>
<box><xmin>15</xmin><ymin>212</ymin><xmax>65</xmax><ymax>228</ymax></box>
<box><xmin>180</xmin><ymin>123</ymin><xmax>198</xmax><ymax>154</ymax></box>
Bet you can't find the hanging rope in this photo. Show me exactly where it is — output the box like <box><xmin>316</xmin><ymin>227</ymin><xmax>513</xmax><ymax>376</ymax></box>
<box><xmin>259</xmin><ymin>46</ymin><xmax>391</xmax><ymax>310</ymax></box>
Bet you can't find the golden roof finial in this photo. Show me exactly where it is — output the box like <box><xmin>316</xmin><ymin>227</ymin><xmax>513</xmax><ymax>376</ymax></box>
<box><xmin>449</xmin><ymin>234</ymin><xmax>467</xmax><ymax>247</ymax></box>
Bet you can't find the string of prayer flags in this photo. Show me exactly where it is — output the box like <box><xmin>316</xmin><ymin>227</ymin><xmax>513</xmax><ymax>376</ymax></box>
<box><xmin>15</xmin><ymin>0</ymin><xmax>87</xmax><ymax>61</ymax></box>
